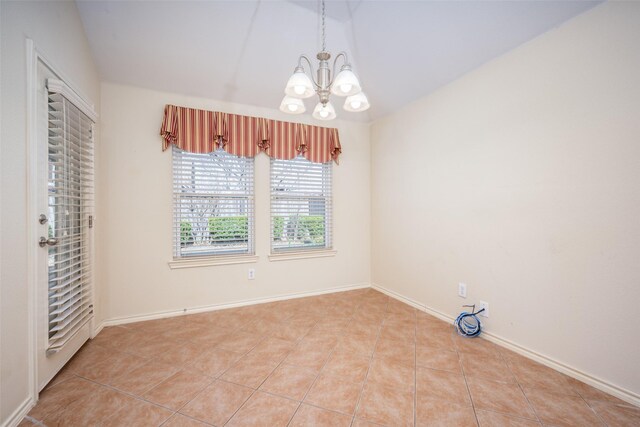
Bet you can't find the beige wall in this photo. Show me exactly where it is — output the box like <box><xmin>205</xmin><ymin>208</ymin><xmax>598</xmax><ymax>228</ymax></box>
<box><xmin>96</xmin><ymin>83</ymin><xmax>371</xmax><ymax>322</ymax></box>
<box><xmin>371</xmin><ymin>2</ymin><xmax>640</xmax><ymax>397</ymax></box>
<box><xmin>0</xmin><ymin>1</ymin><xmax>100</xmax><ymax>424</ymax></box>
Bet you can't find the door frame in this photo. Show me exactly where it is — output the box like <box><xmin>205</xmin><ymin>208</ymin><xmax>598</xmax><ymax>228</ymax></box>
<box><xmin>25</xmin><ymin>38</ymin><xmax>98</xmax><ymax>402</ymax></box>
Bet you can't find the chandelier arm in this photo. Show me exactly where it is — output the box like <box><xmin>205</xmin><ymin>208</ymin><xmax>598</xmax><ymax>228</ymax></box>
<box><xmin>298</xmin><ymin>54</ymin><xmax>320</xmax><ymax>88</ymax></box>
<box><xmin>331</xmin><ymin>51</ymin><xmax>350</xmax><ymax>85</ymax></box>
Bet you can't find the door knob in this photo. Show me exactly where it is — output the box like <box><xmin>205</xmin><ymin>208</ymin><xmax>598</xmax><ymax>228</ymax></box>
<box><xmin>39</xmin><ymin>237</ymin><xmax>59</xmax><ymax>247</ymax></box>
<box><xmin>39</xmin><ymin>214</ymin><xmax>48</xmax><ymax>224</ymax></box>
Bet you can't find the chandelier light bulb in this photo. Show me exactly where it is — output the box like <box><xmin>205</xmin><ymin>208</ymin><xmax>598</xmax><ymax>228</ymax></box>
<box><xmin>285</xmin><ymin>68</ymin><xmax>315</xmax><ymax>98</ymax></box>
<box><xmin>331</xmin><ymin>66</ymin><xmax>362</xmax><ymax>97</ymax></box>
<box><xmin>280</xmin><ymin>96</ymin><xmax>306</xmax><ymax>114</ymax></box>
<box><xmin>312</xmin><ymin>102</ymin><xmax>336</xmax><ymax>120</ymax></box>
<box><xmin>343</xmin><ymin>92</ymin><xmax>370</xmax><ymax>112</ymax></box>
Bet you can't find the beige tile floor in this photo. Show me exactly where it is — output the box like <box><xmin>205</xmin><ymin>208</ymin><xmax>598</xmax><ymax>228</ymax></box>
<box><xmin>22</xmin><ymin>289</ymin><xmax>639</xmax><ymax>426</ymax></box>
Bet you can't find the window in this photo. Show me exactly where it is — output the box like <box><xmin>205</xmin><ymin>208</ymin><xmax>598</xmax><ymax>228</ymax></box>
<box><xmin>271</xmin><ymin>156</ymin><xmax>332</xmax><ymax>252</ymax></box>
<box><xmin>173</xmin><ymin>147</ymin><xmax>254</xmax><ymax>258</ymax></box>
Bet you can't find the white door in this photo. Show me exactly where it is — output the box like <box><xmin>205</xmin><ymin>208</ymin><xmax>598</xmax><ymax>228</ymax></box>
<box><xmin>36</xmin><ymin>60</ymin><xmax>95</xmax><ymax>390</ymax></box>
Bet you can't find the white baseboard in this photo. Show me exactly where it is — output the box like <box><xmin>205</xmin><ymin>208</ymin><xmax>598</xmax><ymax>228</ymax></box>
<box><xmin>371</xmin><ymin>283</ymin><xmax>640</xmax><ymax>408</ymax></box>
<box><xmin>92</xmin><ymin>281</ymin><xmax>639</xmax><ymax>407</ymax></box>
<box><xmin>1</xmin><ymin>396</ymin><xmax>34</xmax><ymax>427</ymax></box>
<box><xmin>481</xmin><ymin>329</ymin><xmax>640</xmax><ymax>407</ymax></box>
<box><xmin>96</xmin><ymin>282</ymin><xmax>370</xmax><ymax>329</ymax></box>
<box><xmin>92</xmin><ymin>321</ymin><xmax>105</xmax><ymax>338</ymax></box>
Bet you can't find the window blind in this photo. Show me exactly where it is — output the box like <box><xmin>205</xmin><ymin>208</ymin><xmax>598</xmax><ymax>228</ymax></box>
<box><xmin>173</xmin><ymin>147</ymin><xmax>255</xmax><ymax>258</ymax></box>
<box><xmin>270</xmin><ymin>156</ymin><xmax>332</xmax><ymax>252</ymax></box>
<box><xmin>47</xmin><ymin>91</ymin><xmax>95</xmax><ymax>354</ymax></box>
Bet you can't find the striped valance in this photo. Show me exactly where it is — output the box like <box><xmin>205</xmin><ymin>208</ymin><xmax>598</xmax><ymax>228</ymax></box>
<box><xmin>160</xmin><ymin>104</ymin><xmax>342</xmax><ymax>164</ymax></box>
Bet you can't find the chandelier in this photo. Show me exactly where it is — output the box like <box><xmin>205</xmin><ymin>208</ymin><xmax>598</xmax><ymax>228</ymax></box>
<box><xmin>279</xmin><ymin>0</ymin><xmax>370</xmax><ymax>120</ymax></box>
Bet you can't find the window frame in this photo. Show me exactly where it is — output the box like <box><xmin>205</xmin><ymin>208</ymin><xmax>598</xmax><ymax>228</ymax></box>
<box><xmin>171</xmin><ymin>146</ymin><xmax>256</xmax><ymax>261</ymax></box>
<box><xmin>269</xmin><ymin>155</ymin><xmax>333</xmax><ymax>255</ymax></box>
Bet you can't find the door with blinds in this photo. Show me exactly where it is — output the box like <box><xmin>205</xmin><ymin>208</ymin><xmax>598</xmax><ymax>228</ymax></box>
<box><xmin>36</xmin><ymin>61</ymin><xmax>96</xmax><ymax>390</ymax></box>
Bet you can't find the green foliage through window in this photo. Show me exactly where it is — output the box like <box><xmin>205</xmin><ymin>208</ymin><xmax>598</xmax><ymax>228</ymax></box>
<box><xmin>273</xmin><ymin>215</ymin><xmax>325</xmax><ymax>245</ymax></box>
<box><xmin>180</xmin><ymin>221</ymin><xmax>193</xmax><ymax>246</ymax></box>
<box><xmin>209</xmin><ymin>216</ymin><xmax>249</xmax><ymax>242</ymax></box>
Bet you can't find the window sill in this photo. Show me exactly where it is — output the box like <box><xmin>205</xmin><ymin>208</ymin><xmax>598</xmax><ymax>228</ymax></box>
<box><xmin>169</xmin><ymin>255</ymin><xmax>259</xmax><ymax>269</ymax></box>
<box><xmin>268</xmin><ymin>249</ymin><xmax>337</xmax><ymax>262</ymax></box>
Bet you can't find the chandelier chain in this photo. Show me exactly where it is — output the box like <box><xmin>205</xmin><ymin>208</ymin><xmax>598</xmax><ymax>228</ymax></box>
<box><xmin>321</xmin><ymin>0</ymin><xmax>326</xmax><ymax>52</ymax></box>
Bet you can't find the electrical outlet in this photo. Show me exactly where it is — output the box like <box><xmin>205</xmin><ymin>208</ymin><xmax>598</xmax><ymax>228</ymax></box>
<box><xmin>248</xmin><ymin>268</ymin><xmax>255</xmax><ymax>280</ymax></box>
<box><xmin>479</xmin><ymin>300</ymin><xmax>489</xmax><ymax>317</ymax></box>
<box><xmin>458</xmin><ymin>283</ymin><xmax>467</xmax><ymax>298</ymax></box>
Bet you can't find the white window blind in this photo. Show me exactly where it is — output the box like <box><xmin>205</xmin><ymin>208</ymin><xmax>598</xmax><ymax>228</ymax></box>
<box><xmin>173</xmin><ymin>147</ymin><xmax>254</xmax><ymax>258</ymax></box>
<box><xmin>47</xmin><ymin>90</ymin><xmax>95</xmax><ymax>354</ymax></box>
<box><xmin>271</xmin><ymin>156</ymin><xmax>332</xmax><ymax>252</ymax></box>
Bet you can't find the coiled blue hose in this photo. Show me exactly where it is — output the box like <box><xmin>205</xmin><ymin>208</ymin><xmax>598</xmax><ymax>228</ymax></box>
<box><xmin>454</xmin><ymin>306</ymin><xmax>485</xmax><ymax>337</ymax></box>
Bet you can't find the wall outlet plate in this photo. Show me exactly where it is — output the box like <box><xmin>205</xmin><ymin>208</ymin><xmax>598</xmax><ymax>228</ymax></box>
<box><xmin>458</xmin><ymin>283</ymin><xmax>467</xmax><ymax>298</ymax></box>
<box><xmin>248</xmin><ymin>268</ymin><xmax>255</xmax><ymax>280</ymax></box>
<box><xmin>479</xmin><ymin>300</ymin><xmax>489</xmax><ymax>317</ymax></box>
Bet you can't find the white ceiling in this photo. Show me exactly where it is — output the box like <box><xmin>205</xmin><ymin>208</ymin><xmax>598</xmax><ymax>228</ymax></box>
<box><xmin>76</xmin><ymin>0</ymin><xmax>600</xmax><ymax>122</ymax></box>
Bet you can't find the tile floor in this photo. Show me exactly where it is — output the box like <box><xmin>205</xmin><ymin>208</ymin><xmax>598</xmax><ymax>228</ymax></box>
<box><xmin>23</xmin><ymin>289</ymin><xmax>639</xmax><ymax>426</ymax></box>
